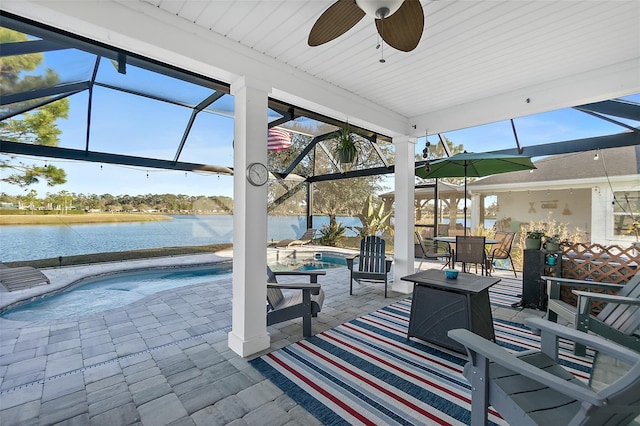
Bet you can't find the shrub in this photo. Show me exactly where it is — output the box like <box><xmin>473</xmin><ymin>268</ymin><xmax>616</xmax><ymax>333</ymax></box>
<box><xmin>511</xmin><ymin>218</ymin><xmax>586</xmax><ymax>270</ymax></box>
<box><xmin>318</xmin><ymin>222</ymin><xmax>346</xmax><ymax>247</ymax></box>
<box><xmin>352</xmin><ymin>194</ymin><xmax>393</xmax><ymax>237</ymax></box>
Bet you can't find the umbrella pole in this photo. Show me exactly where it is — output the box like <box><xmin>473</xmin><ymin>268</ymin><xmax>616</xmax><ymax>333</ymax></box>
<box><xmin>463</xmin><ymin>163</ymin><xmax>467</xmax><ymax>236</ymax></box>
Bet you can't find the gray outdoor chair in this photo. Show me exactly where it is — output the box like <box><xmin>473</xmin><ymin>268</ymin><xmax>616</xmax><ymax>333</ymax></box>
<box><xmin>414</xmin><ymin>231</ymin><xmax>451</xmax><ymax>271</ymax></box>
<box><xmin>487</xmin><ymin>231</ymin><xmax>517</xmax><ymax>277</ymax></box>
<box><xmin>454</xmin><ymin>235</ymin><xmax>488</xmax><ymax>275</ymax></box>
<box><xmin>544</xmin><ymin>273</ymin><xmax>640</xmax><ymax>356</ymax></box>
<box><xmin>274</xmin><ymin>228</ymin><xmax>317</xmax><ymax>248</ymax></box>
<box><xmin>266</xmin><ymin>266</ymin><xmax>326</xmax><ymax>337</ymax></box>
<box><xmin>449</xmin><ymin>317</ymin><xmax>640</xmax><ymax>426</ymax></box>
<box><xmin>0</xmin><ymin>263</ymin><xmax>50</xmax><ymax>291</ymax></box>
<box><xmin>346</xmin><ymin>236</ymin><xmax>392</xmax><ymax>297</ymax></box>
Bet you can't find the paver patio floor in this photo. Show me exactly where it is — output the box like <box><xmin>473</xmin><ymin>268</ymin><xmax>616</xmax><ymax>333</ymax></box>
<box><xmin>0</xmin><ymin>249</ymin><xmax>542</xmax><ymax>425</ymax></box>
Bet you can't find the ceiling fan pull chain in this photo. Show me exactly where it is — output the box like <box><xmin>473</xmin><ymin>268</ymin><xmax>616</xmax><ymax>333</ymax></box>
<box><xmin>379</xmin><ymin>19</ymin><xmax>386</xmax><ymax>63</ymax></box>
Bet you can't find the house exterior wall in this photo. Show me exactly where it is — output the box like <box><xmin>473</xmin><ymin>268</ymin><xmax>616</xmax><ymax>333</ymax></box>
<box><xmin>491</xmin><ymin>188</ymin><xmax>591</xmax><ymax>239</ymax></box>
<box><xmin>472</xmin><ymin>176</ymin><xmax>639</xmax><ymax>247</ymax></box>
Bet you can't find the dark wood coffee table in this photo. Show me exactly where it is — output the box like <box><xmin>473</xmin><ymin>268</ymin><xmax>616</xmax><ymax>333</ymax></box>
<box><xmin>401</xmin><ymin>269</ymin><xmax>501</xmax><ymax>353</ymax></box>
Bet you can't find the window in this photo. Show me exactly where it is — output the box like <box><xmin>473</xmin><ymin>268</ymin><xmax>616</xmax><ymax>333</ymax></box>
<box><xmin>613</xmin><ymin>191</ymin><xmax>639</xmax><ymax>238</ymax></box>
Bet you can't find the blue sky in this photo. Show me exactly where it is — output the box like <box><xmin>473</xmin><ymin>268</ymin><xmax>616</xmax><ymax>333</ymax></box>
<box><xmin>4</xmin><ymin>94</ymin><xmax>637</xmax><ymax>199</ymax></box>
<box><xmin>436</xmin><ymin>99</ymin><xmax>639</xmax><ymax>153</ymax></box>
<box><xmin>2</xmin><ymin>24</ymin><xmax>638</xmax><ymax>200</ymax></box>
<box><xmin>2</xmin><ymin>41</ymin><xmax>638</xmax><ymax>198</ymax></box>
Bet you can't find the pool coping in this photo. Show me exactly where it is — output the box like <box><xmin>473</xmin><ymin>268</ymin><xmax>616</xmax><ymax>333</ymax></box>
<box><xmin>0</xmin><ymin>251</ymin><xmax>232</xmax><ymax>312</ymax></box>
<box><xmin>0</xmin><ymin>245</ymin><xmax>357</xmax><ymax>313</ymax></box>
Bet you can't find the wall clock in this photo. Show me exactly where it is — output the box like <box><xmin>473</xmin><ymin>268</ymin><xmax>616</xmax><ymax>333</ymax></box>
<box><xmin>246</xmin><ymin>162</ymin><xmax>268</xmax><ymax>186</ymax></box>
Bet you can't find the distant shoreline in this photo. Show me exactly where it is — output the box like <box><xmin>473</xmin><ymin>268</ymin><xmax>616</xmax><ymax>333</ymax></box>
<box><xmin>0</xmin><ymin>213</ymin><xmax>173</xmax><ymax>226</ymax></box>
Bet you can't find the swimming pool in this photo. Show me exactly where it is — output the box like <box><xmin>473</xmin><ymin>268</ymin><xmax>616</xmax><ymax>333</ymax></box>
<box><xmin>269</xmin><ymin>251</ymin><xmax>347</xmax><ymax>272</ymax></box>
<box><xmin>1</xmin><ymin>252</ymin><xmax>346</xmax><ymax>321</ymax></box>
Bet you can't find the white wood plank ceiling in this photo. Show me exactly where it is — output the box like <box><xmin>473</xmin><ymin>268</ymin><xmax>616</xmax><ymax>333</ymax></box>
<box><xmin>136</xmin><ymin>0</ymin><xmax>639</xmax><ymax>134</ymax></box>
<box><xmin>6</xmin><ymin>0</ymin><xmax>639</xmax><ymax>136</ymax></box>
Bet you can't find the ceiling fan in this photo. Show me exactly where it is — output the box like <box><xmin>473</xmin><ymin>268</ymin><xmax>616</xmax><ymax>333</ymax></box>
<box><xmin>308</xmin><ymin>0</ymin><xmax>424</xmax><ymax>52</ymax></box>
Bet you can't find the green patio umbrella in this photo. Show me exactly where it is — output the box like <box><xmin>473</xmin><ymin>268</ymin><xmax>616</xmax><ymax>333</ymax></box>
<box><xmin>415</xmin><ymin>151</ymin><xmax>536</xmax><ymax>234</ymax></box>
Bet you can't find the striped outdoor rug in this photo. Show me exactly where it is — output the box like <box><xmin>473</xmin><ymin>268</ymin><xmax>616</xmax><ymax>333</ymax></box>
<box><xmin>251</xmin><ymin>299</ymin><xmax>593</xmax><ymax>426</ymax></box>
<box><xmin>487</xmin><ymin>277</ymin><xmax>522</xmax><ymax>309</ymax></box>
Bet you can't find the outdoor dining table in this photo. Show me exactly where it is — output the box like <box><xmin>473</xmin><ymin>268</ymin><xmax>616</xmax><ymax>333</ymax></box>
<box><xmin>434</xmin><ymin>236</ymin><xmax>499</xmax><ymax>245</ymax></box>
<box><xmin>434</xmin><ymin>236</ymin><xmax>499</xmax><ymax>273</ymax></box>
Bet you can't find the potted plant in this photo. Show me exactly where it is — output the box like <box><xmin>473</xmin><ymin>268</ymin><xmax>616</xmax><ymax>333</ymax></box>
<box><xmin>524</xmin><ymin>229</ymin><xmax>545</xmax><ymax>250</ymax></box>
<box><xmin>544</xmin><ymin>234</ymin><xmax>561</xmax><ymax>252</ymax></box>
<box><xmin>333</xmin><ymin>123</ymin><xmax>358</xmax><ymax>164</ymax></box>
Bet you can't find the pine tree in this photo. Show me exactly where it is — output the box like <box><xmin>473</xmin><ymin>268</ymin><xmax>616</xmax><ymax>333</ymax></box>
<box><xmin>1</xmin><ymin>28</ymin><xmax>69</xmax><ymax>188</ymax></box>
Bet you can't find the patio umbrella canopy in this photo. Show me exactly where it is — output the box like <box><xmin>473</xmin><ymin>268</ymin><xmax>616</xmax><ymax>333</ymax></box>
<box><xmin>415</xmin><ymin>152</ymin><xmax>537</xmax><ymax>234</ymax></box>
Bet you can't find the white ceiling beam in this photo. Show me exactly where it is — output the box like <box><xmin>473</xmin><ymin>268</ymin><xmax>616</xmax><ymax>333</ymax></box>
<box><xmin>410</xmin><ymin>58</ymin><xmax>640</xmax><ymax>135</ymax></box>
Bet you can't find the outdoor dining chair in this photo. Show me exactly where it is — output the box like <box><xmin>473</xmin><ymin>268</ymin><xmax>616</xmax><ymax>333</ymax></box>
<box><xmin>414</xmin><ymin>231</ymin><xmax>451</xmax><ymax>271</ymax></box>
<box><xmin>487</xmin><ymin>231</ymin><xmax>517</xmax><ymax>277</ymax></box>
<box><xmin>454</xmin><ymin>236</ymin><xmax>488</xmax><ymax>275</ymax></box>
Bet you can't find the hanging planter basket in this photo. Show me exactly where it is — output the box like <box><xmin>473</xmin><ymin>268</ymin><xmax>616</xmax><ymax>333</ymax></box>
<box><xmin>334</xmin><ymin>124</ymin><xmax>358</xmax><ymax>164</ymax></box>
<box><xmin>337</xmin><ymin>147</ymin><xmax>356</xmax><ymax>164</ymax></box>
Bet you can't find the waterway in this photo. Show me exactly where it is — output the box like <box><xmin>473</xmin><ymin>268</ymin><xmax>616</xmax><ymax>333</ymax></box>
<box><xmin>1</xmin><ymin>215</ymin><xmax>362</xmax><ymax>262</ymax></box>
<box><xmin>1</xmin><ymin>214</ymin><xmax>495</xmax><ymax>262</ymax></box>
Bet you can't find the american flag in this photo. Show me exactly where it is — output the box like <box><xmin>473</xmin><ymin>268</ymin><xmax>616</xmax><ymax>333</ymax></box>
<box><xmin>268</xmin><ymin>128</ymin><xmax>292</xmax><ymax>151</ymax></box>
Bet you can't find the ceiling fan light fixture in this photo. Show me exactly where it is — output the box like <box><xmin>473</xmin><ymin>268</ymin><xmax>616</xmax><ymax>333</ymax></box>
<box><xmin>356</xmin><ymin>0</ymin><xmax>404</xmax><ymax>19</ymax></box>
<box><xmin>308</xmin><ymin>0</ymin><xmax>423</xmax><ymax>52</ymax></box>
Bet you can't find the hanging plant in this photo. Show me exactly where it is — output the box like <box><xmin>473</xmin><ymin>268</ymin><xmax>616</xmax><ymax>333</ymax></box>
<box><xmin>333</xmin><ymin>123</ymin><xmax>358</xmax><ymax>164</ymax></box>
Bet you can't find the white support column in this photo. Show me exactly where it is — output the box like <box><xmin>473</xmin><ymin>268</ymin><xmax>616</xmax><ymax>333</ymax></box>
<box><xmin>392</xmin><ymin>136</ymin><xmax>417</xmax><ymax>294</ymax></box>
<box><xmin>228</xmin><ymin>76</ymin><xmax>271</xmax><ymax>357</ymax></box>
<box><xmin>471</xmin><ymin>193</ymin><xmax>481</xmax><ymax>231</ymax></box>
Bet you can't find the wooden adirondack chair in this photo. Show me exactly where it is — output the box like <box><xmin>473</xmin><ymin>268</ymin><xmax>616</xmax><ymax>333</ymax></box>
<box><xmin>544</xmin><ymin>273</ymin><xmax>640</xmax><ymax>356</ymax></box>
<box><xmin>346</xmin><ymin>236</ymin><xmax>392</xmax><ymax>297</ymax></box>
<box><xmin>266</xmin><ymin>267</ymin><xmax>326</xmax><ymax>338</ymax></box>
<box><xmin>449</xmin><ymin>317</ymin><xmax>640</xmax><ymax>426</ymax></box>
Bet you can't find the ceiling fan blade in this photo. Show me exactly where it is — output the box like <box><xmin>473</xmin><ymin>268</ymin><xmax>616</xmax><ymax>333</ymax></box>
<box><xmin>308</xmin><ymin>0</ymin><xmax>366</xmax><ymax>47</ymax></box>
<box><xmin>375</xmin><ymin>0</ymin><xmax>424</xmax><ymax>52</ymax></box>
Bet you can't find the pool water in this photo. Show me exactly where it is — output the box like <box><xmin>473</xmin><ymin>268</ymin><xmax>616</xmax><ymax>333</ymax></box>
<box><xmin>1</xmin><ymin>263</ymin><xmax>233</xmax><ymax>321</ymax></box>
<box><xmin>269</xmin><ymin>251</ymin><xmax>347</xmax><ymax>272</ymax></box>
<box><xmin>1</xmin><ymin>252</ymin><xmax>345</xmax><ymax>321</ymax></box>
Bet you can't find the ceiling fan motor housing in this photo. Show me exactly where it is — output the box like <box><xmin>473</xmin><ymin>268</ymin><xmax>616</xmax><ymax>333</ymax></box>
<box><xmin>356</xmin><ymin>0</ymin><xmax>404</xmax><ymax>19</ymax></box>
